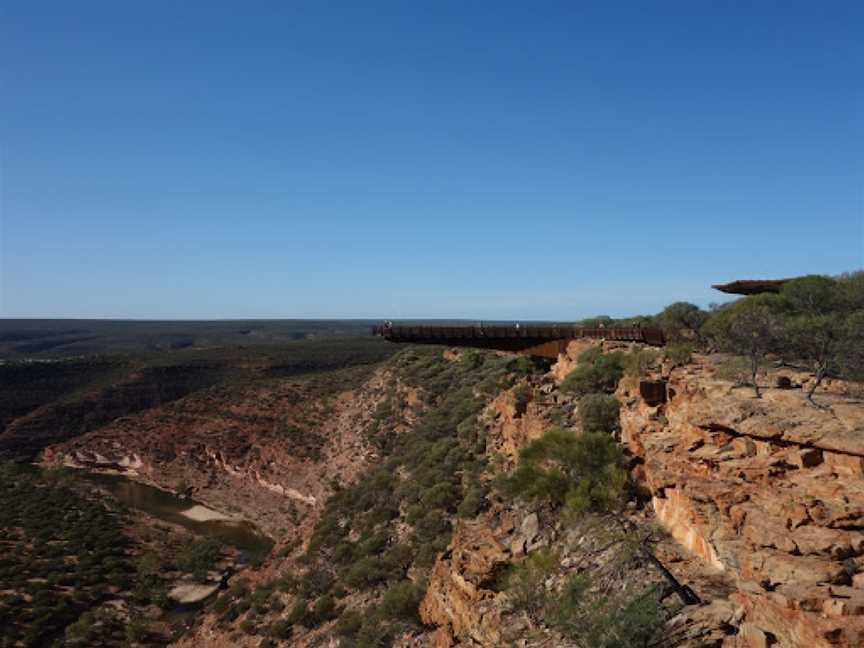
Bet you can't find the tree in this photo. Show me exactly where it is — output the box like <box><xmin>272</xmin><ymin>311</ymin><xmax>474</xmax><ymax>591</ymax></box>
<box><xmin>836</xmin><ymin>271</ymin><xmax>864</xmax><ymax>311</ymax></box>
<box><xmin>657</xmin><ymin>302</ymin><xmax>708</xmax><ymax>345</ymax></box>
<box><xmin>779</xmin><ymin>275</ymin><xmax>860</xmax><ymax>404</ymax></box>
<box><xmin>839</xmin><ymin>310</ymin><xmax>864</xmax><ymax>382</ymax></box>
<box><xmin>708</xmin><ymin>296</ymin><xmax>782</xmax><ymax>397</ymax></box>
<box><xmin>784</xmin><ymin>314</ymin><xmax>845</xmax><ymax>405</ymax></box>
<box><xmin>781</xmin><ymin>275</ymin><xmax>838</xmax><ymax>316</ymax></box>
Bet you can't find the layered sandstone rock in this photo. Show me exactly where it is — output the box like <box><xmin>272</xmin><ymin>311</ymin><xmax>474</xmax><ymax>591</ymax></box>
<box><xmin>423</xmin><ymin>351</ymin><xmax>864</xmax><ymax>648</ymax></box>
<box><xmin>619</xmin><ymin>357</ymin><xmax>864</xmax><ymax>647</ymax></box>
<box><xmin>483</xmin><ymin>386</ymin><xmax>548</xmax><ymax>467</ymax></box>
<box><xmin>419</xmin><ymin>510</ymin><xmax>517</xmax><ymax>646</ymax></box>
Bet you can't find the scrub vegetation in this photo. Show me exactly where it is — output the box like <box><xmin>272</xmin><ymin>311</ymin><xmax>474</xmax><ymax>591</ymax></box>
<box><xmin>229</xmin><ymin>347</ymin><xmax>542</xmax><ymax>646</ymax></box>
<box><xmin>497</xmin><ymin>345</ymin><xmax>673</xmax><ymax>648</ymax></box>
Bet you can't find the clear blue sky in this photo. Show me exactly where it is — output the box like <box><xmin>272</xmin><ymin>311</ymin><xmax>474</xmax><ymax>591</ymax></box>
<box><xmin>2</xmin><ymin>1</ymin><xmax>862</xmax><ymax>320</ymax></box>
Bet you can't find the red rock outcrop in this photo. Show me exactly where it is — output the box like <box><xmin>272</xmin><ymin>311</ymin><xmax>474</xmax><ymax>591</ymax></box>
<box><xmin>619</xmin><ymin>357</ymin><xmax>864</xmax><ymax>647</ymax></box>
<box><xmin>422</xmin><ymin>350</ymin><xmax>864</xmax><ymax>648</ymax></box>
<box><xmin>419</xmin><ymin>511</ymin><xmax>516</xmax><ymax>646</ymax></box>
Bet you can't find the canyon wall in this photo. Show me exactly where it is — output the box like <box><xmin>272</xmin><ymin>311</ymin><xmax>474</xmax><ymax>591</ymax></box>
<box><xmin>42</xmin><ymin>371</ymin><xmax>389</xmax><ymax>538</ymax></box>
<box><xmin>419</xmin><ymin>343</ymin><xmax>864</xmax><ymax>647</ymax></box>
<box><xmin>619</xmin><ymin>356</ymin><xmax>864</xmax><ymax>647</ymax></box>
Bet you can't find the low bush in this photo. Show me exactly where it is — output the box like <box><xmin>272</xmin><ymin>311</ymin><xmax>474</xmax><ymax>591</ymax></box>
<box><xmin>578</xmin><ymin>394</ymin><xmax>620</xmax><ymax>434</ymax></box>
<box><xmin>335</xmin><ymin>610</ymin><xmax>363</xmax><ymax>637</ymax></box>
<box><xmin>544</xmin><ymin>573</ymin><xmax>664</xmax><ymax>648</ymax></box>
<box><xmin>175</xmin><ymin>536</ymin><xmax>222</xmax><ymax>580</ymax></box>
<box><xmin>622</xmin><ymin>348</ymin><xmax>660</xmax><ymax>378</ymax></box>
<box><xmin>414</xmin><ymin>510</ymin><xmax>451</xmax><ymax>543</ymax></box>
<box><xmin>456</xmin><ymin>481</ymin><xmax>487</xmax><ymax>518</ymax></box>
<box><xmin>267</xmin><ymin>618</ymin><xmax>292</xmax><ymax>640</ymax></box>
<box><xmin>342</xmin><ymin>556</ymin><xmax>390</xmax><ymax>589</ymax></box>
<box><xmin>286</xmin><ymin>598</ymin><xmax>308</xmax><ymax>625</ymax></box>
<box><xmin>577</xmin><ymin>346</ymin><xmax>603</xmax><ymax>365</ymax></box>
<box><xmin>308</xmin><ymin>594</ymin><xmax>338</xmax><ymax>626</ymax></box>
<box><xmin>714</xmin><ymin>355</ymin><xmax>765</xmax><ymax>385</ymax></box>
<box><xmin>561</xmin><ymin>352</ymin><xmax>624</xmax><ymax>396</ymax></box>
<box><xmin>498</xmin><ymin>428</ymin><xmax>627</xmax><ymax>515</ymax></box>
<box><xmin>664</xmin><ymin>343</ymin><xmax>693</xmax><ymax>366</ymax></box>
<box><xmin>503</xmin><ymin>548</ymin><xmax>559</xmax><ymax>614</ymax></box>
<box><xmin>379</xmin><ymin>581</ymin><xmax>424</xmax><ymax>622</ymax></box>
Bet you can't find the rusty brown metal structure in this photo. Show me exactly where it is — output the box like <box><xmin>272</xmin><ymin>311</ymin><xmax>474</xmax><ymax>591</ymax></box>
<box><xmin>373</xmin><ymin>324</ymin><xmax>665</xmax><ymax>359</ymax></box>
<box><xmin>711</xmin><ymin>278</ymin><xmax>793</xmax><ymax>295</ymax></box>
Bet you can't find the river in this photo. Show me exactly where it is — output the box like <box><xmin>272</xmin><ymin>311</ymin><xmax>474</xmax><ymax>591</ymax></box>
<box><xmin>70</xmin><ymin>470</ymin><xmax>273</xmax><ymax>564</ymax></box>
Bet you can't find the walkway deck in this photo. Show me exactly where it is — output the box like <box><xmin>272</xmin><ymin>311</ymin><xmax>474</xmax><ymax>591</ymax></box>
<box><xmin>373</xmin><ymin>324</ymin><xmax>665</xmax><ymax>359</ymax></box>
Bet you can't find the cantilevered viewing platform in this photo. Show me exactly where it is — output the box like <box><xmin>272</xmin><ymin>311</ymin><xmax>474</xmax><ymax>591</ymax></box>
<box><xmin>373</xmin><ymin>324</ymin><xmax>665</xmax><ymax>359</ymax></box>
<box><xmin>711</xmin><ymin>278</ymin><xmax>793</xmax><ymax>295</ymax></box>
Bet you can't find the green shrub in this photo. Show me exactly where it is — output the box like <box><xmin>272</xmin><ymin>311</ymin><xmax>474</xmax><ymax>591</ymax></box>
<box><xmin>175</xmin><ymin>537</ymin><xmax>222</xmax><ymax>580</ymax></box>
<box><xmin>456</xmin><ymin>481</ymin><xmax>487</xmax><ymax>518</ymax></box>
<box><xmin>577</xmin><ymin>346</ymin><xmax>603</xmax><ymax>365</ymax></box>
<box><xmin>664</xmin><ymin>343</ymin><xmax>693</xmax><ymax>365</ymax></box>
<box><xmin>544</xmin><ymin>573</ymin><xmax>664</xmax><ymax>648</ymax></box>
<box><xmin>499</xmin><ymin>428</ymin><xmax>627</xmax><ymax>515</ymax></box>
<box><xmin>267</xmin><ymin>618</ymin><xmax>292</xmax><ymax>640</ymax></box>
<box><xmin>413</xmin><ymin>542</ymin><xmax>442</xmax><ymax>568</ymax></box>
<box><xmin>379</xmin><ymin>580</ymin><xmax>424</xmax><ymax>622</ymax></box>
<box><xmin>578</xmin><ymin>394</ymin><xmax>620</xmax><ymax>434</ymax></box>
<box><xmin>414</xmin><ymin>510</ymin><xmax>451</xmax><ymax>543</ymax></box>
<box><xmin>419</xmin><ymin>482</ymin><xmax>459</xmax><ymax>511</ymax></box>
<box><xmin>342</xmin><ymin>556</ymin><xmax>390</xmax><ymax>589</ymax></box>
<box><xmin>381</xmin><ymin>542</ymin><xmax>414</xmax><ymax>572</ymax></box>
<box><xmin>504</xmin><ymin>548</ymin><xmax>559</xmax><ymax>614</ymax></box>
<box><xmin>657</xmin><ymin>301</ymin><xmax>708</xmax><ymax>345</ymax></box>
<box><xmin>622</xmin><ymin>348</ymin><xmax>660</xmax><ymax>378</ymax></box>
<box><xmin>308</xmin><ymin>594</ymin><xmax>338</xmax><ymax>626</ymax></box>
<box><xmin>354</xmin><ymin>612</ymin><xmax>393</xmax><ymax>648</ymax></box>
<box><xmin>286</xmin><ymin>598</ymin><xmax>308</xmax><ymax>625</ymax></box>
<box><xmin>335</xmin><ymin>610</ymin><xmax>363</xmax><ymax>637</ymax></box>
<box><xmin>298</xmin><ymin>568</ymin><xmax>334</xmax><ymax>598</ymax></box>
<box><xmin>714</xmin><ymin>355</ymin><xmax>763</xmax><ymax>385</ymax></box>
<box><xmin>276</xmin><ymin>571</ymin><xmax>299</xmax><ymax>593</ymax></box>
<box><xmin>561</xmin><ymin>353</ymin><xmax>624</xmax><ymax>396</ymax></box>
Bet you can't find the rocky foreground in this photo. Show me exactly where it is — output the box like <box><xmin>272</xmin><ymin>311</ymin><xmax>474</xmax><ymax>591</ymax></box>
<box><xmin>620</xmin><ymin>355</ymin><xmax>864</xmax><ymax>647</ymax></box>
<box><xmin>40</xmin><ymin>344</ymin><xmax>864</xmax><ymax>647</ymax></box>
<box><xmin>423</xmin><ymin>346</ymin><xmax>864</xmax><ymax>648</ymax></box>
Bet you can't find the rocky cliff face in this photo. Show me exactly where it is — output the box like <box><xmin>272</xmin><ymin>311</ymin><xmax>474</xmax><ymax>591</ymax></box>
<box><xmin>418</xmin><ymin>343</ymin><xmax>864</xmax><ymax>648</ymax></box>
<box><xmin>619</xmin><ymin>355</ymin><xmax>864</xmax><ymax>647</ymax></box>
